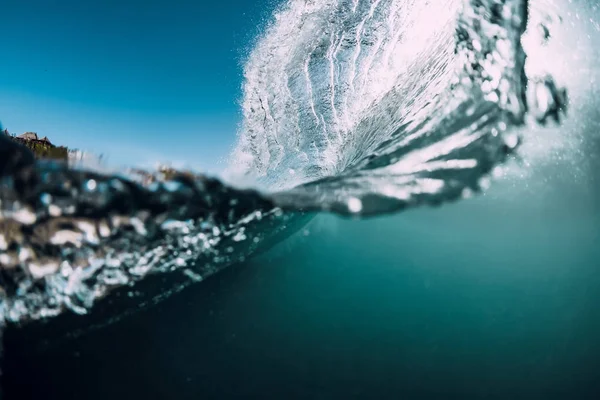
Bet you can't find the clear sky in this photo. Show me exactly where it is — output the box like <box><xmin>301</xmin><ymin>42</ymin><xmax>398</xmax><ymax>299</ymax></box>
<box><xmin>0</xmin><ymin>0</ymin><xmax>277</xmax><ymax>173</ymax></box>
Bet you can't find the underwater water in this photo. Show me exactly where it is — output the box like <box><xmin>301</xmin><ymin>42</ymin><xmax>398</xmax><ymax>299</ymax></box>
<box><xmin>1</xmin><ymin>0</ymin><xmax>599</xmax><ymax>398</ymax></box>
<box><xmin>4</xmin><ymin>186</ymin><xmax>600</xmax><ymax>399</ymax></box>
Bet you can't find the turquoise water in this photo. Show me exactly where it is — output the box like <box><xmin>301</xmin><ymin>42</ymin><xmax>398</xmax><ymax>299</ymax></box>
<box><xmin>5</xmin><ymin>172</ymin><xmax>600</xmax><ymax>398</ymax></box>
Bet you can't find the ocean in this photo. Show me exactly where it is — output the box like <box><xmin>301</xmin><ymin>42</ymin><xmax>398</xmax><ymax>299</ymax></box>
<box><xmin>5</xmin><ymin>180</ymin><xmax>600</xmax><ymax>398</ymax></box>
<box><xmin>1</xmin><ymin>0</ymin><xmax>599</xmax><ymax>398</ymax></box>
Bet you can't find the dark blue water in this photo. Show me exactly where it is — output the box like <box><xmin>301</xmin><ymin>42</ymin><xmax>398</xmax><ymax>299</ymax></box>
<box><xmin>4</xmin><ymin>171</ymin><xmax>600</xmax><ymax>399</ymax></box>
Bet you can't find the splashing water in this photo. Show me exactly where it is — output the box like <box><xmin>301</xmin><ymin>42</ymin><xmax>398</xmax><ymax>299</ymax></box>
<box><xmin>0</xmin><ymin>0</ymin><xmax>566</xmax><ymax>328</ymax></box>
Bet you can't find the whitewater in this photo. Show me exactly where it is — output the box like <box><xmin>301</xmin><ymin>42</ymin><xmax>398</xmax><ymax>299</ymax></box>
<box><xmin>0</xmin><ymin>0</ymin><xmax>566</xmax><ymax>329</ymax></box>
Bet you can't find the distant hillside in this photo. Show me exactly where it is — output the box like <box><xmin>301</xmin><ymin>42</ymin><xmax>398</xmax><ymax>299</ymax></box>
<box><xmin>2</xmin><ymin>129</ymin><xmax>69</xmax><ymax>161</ymax></box>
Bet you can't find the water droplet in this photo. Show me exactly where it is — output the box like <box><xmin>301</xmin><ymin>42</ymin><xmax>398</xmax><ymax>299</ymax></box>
<box><xmin>232</xmin><ymin>231</ymin><xmax>247</xmax><ymax>242</ymax></box>
<box><xmin>40</xmin><ymin>193</ymin><xmax>52</xmax><ymax>205</ymax></box>
<box><xmin>347</xmin><ymin>197</ymin><xmax>363</xmax><ymax>213</ymax></box>
<box><xmin>48</xmin><ymin>205</ymin><xmax>61</xmax><ymax>217</ymax></box>
<box><xmin>504</xmin><ymin>133</ymin><xmax>519</xmax><ymax>149</ymax></box>
<box><xmin>478</xmin><ymin>177</ymin><xmax>492</xmax><ymax>190</ymax></box>
<box><xmin>86</xmin><ymin>179</ymin><xmax>97</xmax><ymax>191</ymax></box>
<box><xmin>492</xmin><ymin>166</ymin><xmax>504</xmax><ymax>178</ymax></box>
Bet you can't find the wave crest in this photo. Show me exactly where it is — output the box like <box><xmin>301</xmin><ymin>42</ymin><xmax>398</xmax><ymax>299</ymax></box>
<box><xmin>0</xmin><ymin>0</ymin><xmax>566</xmax><ymax>325</ymax></box>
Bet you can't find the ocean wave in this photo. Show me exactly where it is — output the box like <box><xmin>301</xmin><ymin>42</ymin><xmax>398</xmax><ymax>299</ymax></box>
<box><xmin>0</xmin><ymin>0</ymin><xmax>566</xmax><ymax>326</ymax></box>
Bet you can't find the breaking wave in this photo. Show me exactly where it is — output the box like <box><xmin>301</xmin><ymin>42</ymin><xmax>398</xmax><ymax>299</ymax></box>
<box><xmin>0</xmin><ymin>0</ymin><xmax>566</xmax><ymax>327</ymax></box>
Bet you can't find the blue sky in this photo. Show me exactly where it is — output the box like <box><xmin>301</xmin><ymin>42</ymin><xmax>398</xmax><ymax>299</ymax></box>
<box><xmin>0</xmin><ymin>0</ymin><xmax>277</xmax><ymax>173</ymax></box>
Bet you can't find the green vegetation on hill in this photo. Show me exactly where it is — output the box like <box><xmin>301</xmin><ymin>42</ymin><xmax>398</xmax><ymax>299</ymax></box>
<box><xmin>21</xmin><ymin>141</ymin><xmax>69</xmax><ymax>161</ymax></box>
<box><xmin>2</xmin><ymin>129</ymin><xmax>69</xmax><ymax>161</ymax></box>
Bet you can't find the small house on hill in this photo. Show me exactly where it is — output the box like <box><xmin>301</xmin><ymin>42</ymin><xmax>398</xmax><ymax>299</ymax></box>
<box><xmin>18</xmin><ymin>132</ymin><xmax>39</xmax><ymax>141</ymax></box>
<box><xmin>15</xmin><ymin>132</ymin><xmax>54</xmax><ymax>146</ymax></box>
